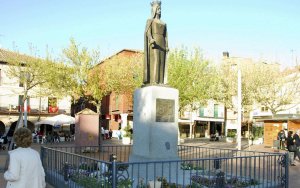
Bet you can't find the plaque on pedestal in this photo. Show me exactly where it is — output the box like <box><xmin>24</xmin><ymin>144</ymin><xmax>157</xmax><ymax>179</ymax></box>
<box><xmin>129</xmin><ymin>86</ymin><xmax>179</xmax><ymax>162</ymax></box>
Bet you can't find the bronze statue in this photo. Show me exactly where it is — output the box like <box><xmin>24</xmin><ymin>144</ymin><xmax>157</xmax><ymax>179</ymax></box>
<box><xmin>144</xmin><ymin>0</ymin><xmax>168</xmax><ymax>85</ymax></box>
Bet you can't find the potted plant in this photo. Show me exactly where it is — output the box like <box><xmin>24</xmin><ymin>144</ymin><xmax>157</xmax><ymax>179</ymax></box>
<box><xmin>226</xmin><ymin>131</ymin><xmax>236</xmax><ymax>143</ymax></box>
<box><xmin>122</xmin><ymin>124</ymin><xmax>132</xmax><ymax>145</ymax></box>
<box><xmin>252</xmin><ymin>127</ymin><xmax>264</xmax><ymax>145</ymax></box>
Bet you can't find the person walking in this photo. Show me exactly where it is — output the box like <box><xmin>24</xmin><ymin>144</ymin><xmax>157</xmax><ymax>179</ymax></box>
<box><xmin>277</xmin><ymin>130</ymin><xmax>286</xmax><ymax>150</ymax></box>
<box><xmin>4</xmin><ymin>127</ymin><xmax>46</xmax><ymax>188</ymax></box>
<box><xmin>286</xmin><ymin>131</ymin><xmax>296</xmax><ymax>166</ymax></box>
<box><xmin>109</xmin><ymin>129</ymin><xmax>113</xmax><ymax>139</ymax></box>
<box><xmin>293</xmin><ymin>130</ymin><xmax>300</xmax><ymax>161</ymax></box>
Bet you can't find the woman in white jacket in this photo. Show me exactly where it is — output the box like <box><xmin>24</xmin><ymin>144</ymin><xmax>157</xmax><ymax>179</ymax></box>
<box><xmin>4</xmin><ymin>127</ymin><xmax>46</xmax><ymax>188</ymax></box>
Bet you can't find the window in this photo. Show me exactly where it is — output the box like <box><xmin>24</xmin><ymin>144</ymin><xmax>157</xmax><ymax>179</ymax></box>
<box><xmin>199</xmin><ymin>106</ymin><xmax>204</xmax><ymax>117</ymax></box>
<box><xmin>48</xmin><ymin>97</ymin><xmax>58</xmax><ymax>113</ymax></box>
<box><xmin>115</xmin><ymin>95</ymin><xmax>119</xmax><ymax>110</ymax></box>
<box><xmin>214</xmin><ymin>104</ymin><xmax>218</xmax><ymax>118</ymax></box>
<box><xmin>261</xmin><ymin>106</ymin><xmax>269</xmax><ymax>112</ymax></box>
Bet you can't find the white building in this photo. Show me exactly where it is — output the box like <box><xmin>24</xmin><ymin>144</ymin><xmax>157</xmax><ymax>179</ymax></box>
<box><xmin>0</xmin><ymin>48</ymin><xmax>72</xmax><ymax>135</ymax></box>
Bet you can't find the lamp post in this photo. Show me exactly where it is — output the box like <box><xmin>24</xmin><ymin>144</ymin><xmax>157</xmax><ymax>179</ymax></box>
<box><xmin>237</xmin><ymin>69</ymin><xmax>242</xmax><ymax>150</ymax></box>
<box><xmin>231</xmin><ymin>63</ymin><xmax>242</xmax><ymax>150</ymax></box>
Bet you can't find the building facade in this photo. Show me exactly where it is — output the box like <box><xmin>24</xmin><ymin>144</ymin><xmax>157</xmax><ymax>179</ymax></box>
<box><xmin>95</xmin><ymin>49</ymin><xmax>142</xmax><ymax>134</ymax></box>
<box><xmin>0</xmin><ymin>48</ymin><xmax>72</xmax><ymax>135</ymax></box>
<box><xmin>223</xmin><ymin>52</ymin><xmax>300</xmax><ymax>146</ymax></box>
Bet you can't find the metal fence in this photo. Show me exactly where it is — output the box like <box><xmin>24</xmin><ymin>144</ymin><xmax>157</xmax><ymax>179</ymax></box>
<box><xmin>41</xmin><ymin>145</ymin><xmax>288</xmax><ymax>188</ymax></box>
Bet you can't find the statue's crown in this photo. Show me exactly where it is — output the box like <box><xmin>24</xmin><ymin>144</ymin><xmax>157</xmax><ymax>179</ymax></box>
<box><xmin>151</xmin><ymin>0</ymin><xmax>161</xmax><ymax>6</ymax></box>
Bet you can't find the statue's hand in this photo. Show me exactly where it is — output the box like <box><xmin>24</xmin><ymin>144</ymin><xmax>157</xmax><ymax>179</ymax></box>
<box><xmin>150</xmin><ymin>38</ymin><xmax>155</xmax><ymax>44</ymax></box>
<box><xmin>150</xmin><ymin>39</ymin><xmax>156</xmax><ymax>48</ymax></box>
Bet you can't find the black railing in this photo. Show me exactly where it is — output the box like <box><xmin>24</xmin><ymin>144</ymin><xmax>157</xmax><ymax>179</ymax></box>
<box><xmin>41</xmin><ymin>145</ymin><xmax>288</xmax><ymax>188</ymax></box>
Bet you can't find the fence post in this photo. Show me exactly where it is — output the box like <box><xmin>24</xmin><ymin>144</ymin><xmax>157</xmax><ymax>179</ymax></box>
<box><xmin>40</xmin><ymin>147</ymin><xmax>44</xmax><ymax>164</ymax></box>
<box><xmin>213</xmin><ymin>157</ymin><xmax>221</xmax><ymax>170</ymax></box>
<box><xmin>64</xmin><ymin>161</ymin><xmax>69</xmax><ymax>184</ymax></box>
<box><xmin>110</xmin><ymin>154</ymin><xmax>117</xmax><ymax>188</ymax></box>
<box><xmin>285</xmin><ymin>153</ymin><xmax>289</xmax><ymax>188</ymax></box>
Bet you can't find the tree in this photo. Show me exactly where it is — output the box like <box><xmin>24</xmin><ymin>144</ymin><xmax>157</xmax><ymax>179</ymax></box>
<box><xmin>167</xmin><ymin>47</ymin><xmax>215</xmax><ymax>138</ymax></box>
<box><xmin>214</xmin><ymin>57</ymin><xmax>300</xmax><ymax>141</ymax></box>
<box><xmin>4</xmin><ymin>48</ymin><xmax>71</xmax><ymax>131</ymax></box>
<box><xmin>61</xmin><ymin>38</ymin><xmax>101</xmax><ymax>112</ymax></box>
<box><xmin>86</xmin><ymin>50</ymin><xmax>143</xmax><ymax>144</ymax></box>
<box><xmin>251</xmin><ymin>63</ymin><xmax>300</xmax><ymax>115</ymax></box>
<box><xmin>101</xmin><ymin>54</ymin><xmax>143</xmax><ymax>95</ymax></box>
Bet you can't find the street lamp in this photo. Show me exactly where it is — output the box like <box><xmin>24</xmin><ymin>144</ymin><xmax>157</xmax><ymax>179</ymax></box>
<box><xmin>237</xmin><ymin>69</ymin><xmax>242</xmax><ymax>150</ymax></box>
<box><xmin>231</xmin><ymin>63</ymin><xmax>242</xmax><ymax>150</ymax></box>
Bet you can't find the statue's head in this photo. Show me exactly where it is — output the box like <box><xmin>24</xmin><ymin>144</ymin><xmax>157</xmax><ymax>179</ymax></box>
<box><xmin>151</xmin><ymin>0</ymin><xmax>161</xmax><ymax>18</ymax></box>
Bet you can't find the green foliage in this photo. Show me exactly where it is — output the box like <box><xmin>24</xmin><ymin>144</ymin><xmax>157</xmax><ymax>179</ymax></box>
<box><xmin>98</xmin><ymin>54</ymin><xmax>143</xmax><ymax>95</ymax></box>
<box><xmin>5</xmin><ymin>49</ymin><xmax>73</xmax><ymax>102</ymax></box>
<box><xmin>136</xmin><ymin>178</ymin><xmax>147</xmax><ymax>188</ymax></box>
<box><xmin>180</xmin><ymin>162</ymin><xmax>204</xmax><ymax>170</ymax></box>
<box><xmin>78</xmin><ymin>162</ymin><xmax>98</xmax><ymax>171</ymax></box>
<box><xmin>216</xmin><ymin>59</ymin><xmax>300</xmax><ymax>115</ymax></box>
<box><xmin>191</xmin><ymin>174</ymin><xmax>260</xmax><ymax>187</ymax></box>
<box><xmin>167</xmin><ymin>47</ymin><xmax>215</xmax><ymax>113</ymax></box>
<box><xmin>123</xmin><ymin>124</ymin><xmax>132</xmax><ymax>138</ymax></box>
<box><xmin>117</xmin><ymin>179</ymin><xmax>134</xmax><ymax>188</ymax></box>
<box><xmin>86</xmin><ymin>51</ymin><xmax>143</xmax><ymax>112</ymax></box>
<box><xmin>227</xmin><ymin>129</ymin><xmax>237</xmax><ymax>138</ymax></box>
<box><xmin>252</xmin><ymin>127</ymin><xmax>264</xmax><ymax>139</ymax></box>
<box><xmin>71</xmin><ymin>176</ymin><xmax>107</xmax><ymax>188</ymax></box>
<box><xmin>62</xmin><ymin>38</ymin><xmax>101</xmax><ymax>101</ymax></box>
<box><xmin>157</xmin><ymin>176</ymin><xmax>182</xmax><ymax>188</ymax></box>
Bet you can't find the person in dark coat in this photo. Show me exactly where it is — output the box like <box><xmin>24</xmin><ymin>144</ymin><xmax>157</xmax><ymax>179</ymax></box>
<box><xmin>293</xmin><ymin>130</ymin><xmax>300</xmax><ymax>161</ymax></box>
<box><xmin>277</xmin><ymin>130</ymin><xmax>286</xmax><ymax>150</ymax></box>
<box><xmin>286</xmin><ymin>131</ymin><xmax>296</xmax><ymax>166</ymax></box>
<box><xmin>109</xmin><ymin>129</ymin><xmax>113</xmax><ymax>139</ymax></box>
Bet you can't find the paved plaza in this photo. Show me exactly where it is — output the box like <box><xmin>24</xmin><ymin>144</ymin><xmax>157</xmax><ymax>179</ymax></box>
<box><xmin>0</xmin><ymin>138</ymin><xmax>299</xmax><ymax>187</ymax></box>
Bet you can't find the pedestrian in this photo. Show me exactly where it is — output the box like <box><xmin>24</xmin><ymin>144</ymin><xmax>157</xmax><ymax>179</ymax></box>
<box><xmin>215</xmin><ymin>131</ymin><xmax>220</xmax><ymax>141</ymax></box>
<box><xmin>104</xmin><ymin>129</ymin><xmax>109</xmax><ymax>139</ymax></box>
<box><xmin>6</xmin><ymin>129</ymin><xmax>14</xmax><ymax>149</ymax></box>
<box><xmin>101</xmin><ymin>127</ymin><xmax>105</xmax><ymax>140</ymax></box>
<box><xmin>109</xmin><ymin>129</ymin><xmax>113</xmax><ymax>139</ymax></box>
<box><xmin>277</xmin><ymin>130</ymin><xmax>286</xmax><ymax>150</ymax></box>
<box><xmin>116</xmin><ymin>128</ymin><xmax>122</xmax><ymax>140</ymax></box>
<box><xmin>4</xmin><ymin>127</ymin><xmax>46</xmax><ymax>187</ymax></box>
<box><xmin>286</xmin><ymin>131</ymin><xmax>296</xmax><ymax>166</ymax></box>
<box><xmin>293</xmin><ymin>129</ymin><xmax>300</xmax><ymax>161</ymax></box>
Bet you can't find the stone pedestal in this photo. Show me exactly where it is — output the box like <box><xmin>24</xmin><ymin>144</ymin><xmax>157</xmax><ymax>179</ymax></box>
<box><xmin>75</xmin><ymin>108</ymin><xmax>99</xmax><ymax>147</ymax></box>
<box><xmin>130</xmin><ymin>86</ymin><xmax>179</xmax><ymax>161</ymax></box>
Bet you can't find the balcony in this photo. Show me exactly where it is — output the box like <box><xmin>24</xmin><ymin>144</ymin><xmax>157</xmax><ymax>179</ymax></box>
<box><xmin>0</xmin><ymin>105</ymin><xmax>69</xmax><ymax>115</ymax></box>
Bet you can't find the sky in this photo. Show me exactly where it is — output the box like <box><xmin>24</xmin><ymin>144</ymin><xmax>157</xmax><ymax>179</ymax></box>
<box><xmin>1</xmin><ymin>0</ymin><xmax>300</xmax><ymax>67</ymax></box>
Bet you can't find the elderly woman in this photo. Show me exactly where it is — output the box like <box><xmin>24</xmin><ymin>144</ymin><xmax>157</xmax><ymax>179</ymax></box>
<box><xmin>4</xmin><ymin>127</ymin><xmax>45</xmax><ymax>188</ymax></box>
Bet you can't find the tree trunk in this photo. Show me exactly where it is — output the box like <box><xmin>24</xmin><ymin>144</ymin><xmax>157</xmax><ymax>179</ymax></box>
<box><xmin>224</xmin><ymin>106</ymin><xmax>227</xmax><ymax>136</ymax></box>
<box><xmin>189</xmin><ymin>109</ymin><xmax>193</xmax><ymax>139</ymax></box>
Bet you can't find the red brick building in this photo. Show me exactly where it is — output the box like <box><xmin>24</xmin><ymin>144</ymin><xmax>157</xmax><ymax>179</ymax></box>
<box><xmin>97</xmin><ymin>49</ymin><xmax>142</xmax><ymax>131</ymax></box>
